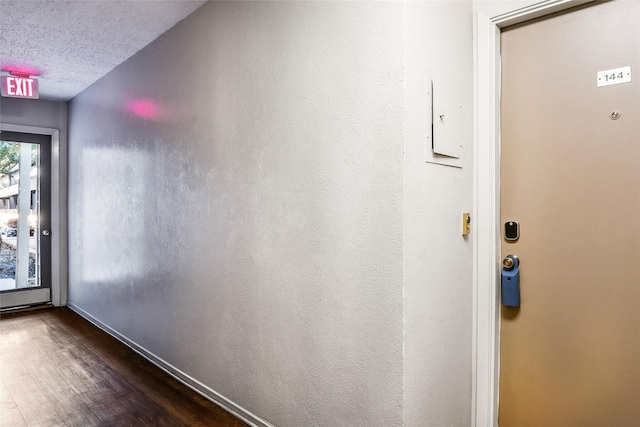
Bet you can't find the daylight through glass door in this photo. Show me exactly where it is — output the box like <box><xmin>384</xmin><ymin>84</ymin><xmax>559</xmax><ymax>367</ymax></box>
<box><xmin>0</xmin><ymin>141</ymin><xmax>40</xmax><ymax>290</ymax></box>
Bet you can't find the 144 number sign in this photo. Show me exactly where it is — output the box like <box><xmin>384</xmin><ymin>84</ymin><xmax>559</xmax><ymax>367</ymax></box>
<box><xmin>597</xmin><ymin>66</ymin><xmax>632</xmax><ymax>87</ymax></box>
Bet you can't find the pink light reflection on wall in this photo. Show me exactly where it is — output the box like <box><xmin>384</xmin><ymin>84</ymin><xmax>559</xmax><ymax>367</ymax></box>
<box><xmin>126</xmin><ymin>98</ymin><xmax>161</xmax><ymax>121</ymax></box>
<box><xmin>125</xmin><ymin>98</ymin><xmax>185</xmax><ymax>123</ymax></box>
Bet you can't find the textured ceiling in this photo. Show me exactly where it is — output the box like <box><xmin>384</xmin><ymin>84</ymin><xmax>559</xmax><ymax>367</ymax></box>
<box><xmin>0</xmin><ymin>0</ymin><xmax>206</xmax><ymax>101</ymax></box>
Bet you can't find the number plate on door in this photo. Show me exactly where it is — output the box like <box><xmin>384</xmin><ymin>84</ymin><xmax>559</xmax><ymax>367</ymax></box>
<box><xmin>597</xmin><ymin>66</ymin><xmax>631</xmax><ymax>87</ymax></box>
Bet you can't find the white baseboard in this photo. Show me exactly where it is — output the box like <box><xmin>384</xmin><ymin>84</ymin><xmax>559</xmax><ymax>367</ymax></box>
<box><xmin>66</xmin><ymin>302</ymin><xmax>273</xmax><ymax>427</ymax></box>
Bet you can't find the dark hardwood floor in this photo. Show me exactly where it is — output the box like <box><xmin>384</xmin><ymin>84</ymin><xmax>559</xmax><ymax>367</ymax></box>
<box><xmin>0</xmin><ymin>307</ymin><xmax>248</xmax><ymax>426</ymax></box>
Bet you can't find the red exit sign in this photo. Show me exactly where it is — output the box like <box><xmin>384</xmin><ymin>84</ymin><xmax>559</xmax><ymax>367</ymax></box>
<box><xmin>1</xmin><ymin>75</ymin><xmax>39</xmax><ymax>99</ymax></box>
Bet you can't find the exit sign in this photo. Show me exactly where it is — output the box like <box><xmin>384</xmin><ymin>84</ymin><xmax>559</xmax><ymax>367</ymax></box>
<box><xmin>1</xmin><ymin>75</ymin><xmax>39</xmax><ymax>99</ymax></box>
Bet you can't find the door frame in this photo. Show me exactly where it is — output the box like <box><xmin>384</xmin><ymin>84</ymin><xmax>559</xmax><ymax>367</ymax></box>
<box><xmin>472</xmin><ymin>1</ymin><xmax>595</xmax><ymax>426</ymax></box>
<box><xmin>0</xmin><ymin>123</ymin><xmax>65</xmax><ymax>307</ymax></box>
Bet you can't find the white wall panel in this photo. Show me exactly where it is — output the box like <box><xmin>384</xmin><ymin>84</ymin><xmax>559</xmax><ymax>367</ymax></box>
<box><xmin>403</xmin><ymin>1</ymin><xmax>474</xmax><ymax>425</ymax></box>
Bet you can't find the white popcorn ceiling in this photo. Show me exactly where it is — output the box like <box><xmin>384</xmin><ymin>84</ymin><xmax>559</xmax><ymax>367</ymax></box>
<box><xmin>0</xmin><ymin>0</ymin><xmax>206</xmax><ymax>101</ymax></box>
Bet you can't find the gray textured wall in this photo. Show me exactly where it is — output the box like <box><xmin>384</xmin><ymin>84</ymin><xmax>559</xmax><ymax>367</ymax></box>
<box><xmin>1</xmin><ymin>98</ymin><xmax>67</xmax><ymax>130</ymax></box>
<box><xmin>68</xmin><ymin>2</ymin><xmax>404</xmax><ymax>425</ymax></box>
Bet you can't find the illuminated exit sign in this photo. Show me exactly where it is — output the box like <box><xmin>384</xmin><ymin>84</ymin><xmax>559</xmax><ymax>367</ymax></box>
<box><xmin>1</xmin><ymin>75</ymin><xmax>39</xmax><ymax>99</ymax></box>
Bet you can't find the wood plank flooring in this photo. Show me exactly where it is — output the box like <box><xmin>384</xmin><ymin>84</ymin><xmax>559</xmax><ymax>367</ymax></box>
<box><xmin>0</xmin><ymin>307</ymin><xmax>248</xmax><ymax>426</ymax></box>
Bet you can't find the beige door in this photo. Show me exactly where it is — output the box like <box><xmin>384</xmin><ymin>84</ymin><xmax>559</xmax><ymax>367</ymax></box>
<box><xmin>499</xmin><ymin>1</ymin><xmax>640</xmax><ymax>425</ymax></box>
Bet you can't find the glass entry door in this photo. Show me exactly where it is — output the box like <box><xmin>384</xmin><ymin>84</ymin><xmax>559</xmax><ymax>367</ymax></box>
<box><xmin>0</xmin><ymin>131</ymin><xmax>51</xmax><ymax>309</ymax></box>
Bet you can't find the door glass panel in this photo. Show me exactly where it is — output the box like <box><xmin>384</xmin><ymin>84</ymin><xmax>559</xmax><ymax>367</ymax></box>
<box><xmin>0</xmin><ymin>141</ymin><xmax>40</xmax><ymax>290</ymax></box>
